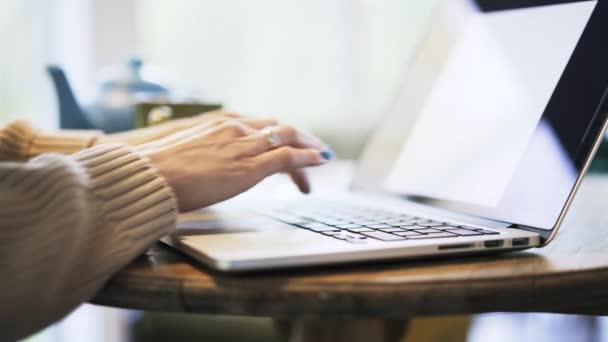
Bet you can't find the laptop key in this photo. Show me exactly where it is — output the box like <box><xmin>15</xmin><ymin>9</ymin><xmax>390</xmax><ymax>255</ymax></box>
<box><xmin>298</xmin><ymin>222</ymin><xmax>332</xmax><ymax>229</ymax></box>
<box><xmin>394</xmin><ymin>231</ymin><xmax>422</xmax><ymax>237</ymax></box>
<box><xmin>311</xmin><ymin>226</ymin><xmax>342</xmax><ymax>232</ymax></box>
<box><xmin>406</xmin><ymin>225</ymin><xmax>430</xmax><ymax>230</ymax></box>
<box><xmin>460</xmin><ymin>225</ymin><xmax>483</xmax><ymax>230</ymax></box>
<box><xmin>417</xmin><ymin>222</ymin><xmax>444</xmax><ymax>227</ymax></box>
<box><xmin>361</xmin><ymin>231</ymin><xmax>407</xmax><ymax>241</ymax></box>
<box><xmin>436</xmin><ymin>225</ymin><xmax>460</xmax><ymax>230</ymax></box>
<box><xmin>352</xmin><ymin>220</ymin><xmax>378</xmax><ymax>226</ymax></box>
<box><xmin>336</xmin><ymin>224</ymin><xmax>363</xmax><ymax>229</ymax></box>
<box><xmin>321</xmin><ymin>220</ymin><xmax>347</xmax><ymax>226</ymax></box>
<box><xmin>348</xmin><ymin>227</ymin><xmax>375</xmax><ymax>233</ymax></box>
<box><xmin>450</xmin><ymin>229</ymin><xmax>483</xmax><ymax>236</ymax></box>
<box><xmin>399</xmin><ymin>219</ymin><xmax>423</xmax><ymax>224</ymax></box>
<box><xmin>414</xmin><ymin>228</ymin><xmax>442</xmax><ymax>234</ymax></box>
<box><xmin>383</xmin><ymin>217</ymin><xmax>403</xmax><ymax>223</ymax></box>
<box><xmin>407</xmin><ymin>232</ymin><xmax>457</xmax><ymax>239</ymax></box>
<box><xmin>268</xmin><ymin>213</ymin><xmax>311</xmax><ymax>225</ymax></box>
<box><xmin>321</xmin><ymin>231</ymin><xmax>343</xmax><ymax>236</ymax></box>
<box><xmin>344</xmin><ymin>232</ymin><xmax>367</xmax><ymax>239</ymax></box>
<box><xmin>384</xmin><ymin>220</ymin><xmax>405</xmax><ymax>225</ymax></box>
<box><xmin>475</xmin><ymin>229</ymin><xmax>500</xmax><ymax>235</ymax></box>
<box><xmin>366</xmin><ymin>224</ymin><xmax>394</xmax><ymax>229</ymax></box>
<box><xmin>333</xmin><ymin>232</ymin><xmax>368</xmax><ymax>241</ymax></box>
<box><xmin>299</xmin><ymin>223</ymin><xmax>342</xmax><ymax>232</ymax></box>
<box><xmin>379</xmin><ymin>227</ymin><xmax>405</xmax><ymax>232</ymax></box>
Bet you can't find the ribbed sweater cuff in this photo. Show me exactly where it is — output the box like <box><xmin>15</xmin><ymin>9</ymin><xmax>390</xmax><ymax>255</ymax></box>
<box><xmin>29</xmin><ymin>129</ymin><xmax>102</xmax><ymax>157</ymax></box>
<box><xmin>0</xmin><ymin>119</ymin><xmax>102</xmax><ymax>160</ymax></box>
<box><xmin>72</xmin><ymin>144</ymin><xmax>178</xmax><ymax>254</ymax></box>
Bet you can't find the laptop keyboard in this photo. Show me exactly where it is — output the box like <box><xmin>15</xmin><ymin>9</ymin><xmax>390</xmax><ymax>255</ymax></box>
<box><xmin>265</xmin><ymin>201</ymin><xmax>500</xmax><ymax>244</ymax></box>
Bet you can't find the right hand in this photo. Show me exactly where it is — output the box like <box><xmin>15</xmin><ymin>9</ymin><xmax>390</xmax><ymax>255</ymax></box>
<box><xmin>138</xmin><ymin>118</ymin><xmax>333</xmax><ymax>212</ymax></box>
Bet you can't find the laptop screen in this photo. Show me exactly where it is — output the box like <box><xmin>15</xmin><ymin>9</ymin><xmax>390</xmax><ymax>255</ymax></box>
<box><xmin>356</xmin><ymin>0</ymin><xmax>607</xmax><ymax>231</ymax></box>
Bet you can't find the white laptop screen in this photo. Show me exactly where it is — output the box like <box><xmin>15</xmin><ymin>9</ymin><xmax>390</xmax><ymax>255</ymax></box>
<box><xmin>358</xmin><ymin>0</ymin><xmax>606</xmax><ymax>230</ymax></box>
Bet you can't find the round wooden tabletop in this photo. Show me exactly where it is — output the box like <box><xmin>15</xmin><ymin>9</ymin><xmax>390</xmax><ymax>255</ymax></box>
<box><xmin>92</xmin><ymin>175</ymin><xmax>608</xmax><ymax>319</ymax></box>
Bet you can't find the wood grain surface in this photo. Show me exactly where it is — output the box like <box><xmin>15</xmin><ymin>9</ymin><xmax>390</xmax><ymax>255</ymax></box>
<box><xmin>92</xmin><ymin>174</ymin><xmax>608</xmax><ymax>319</ymax></box>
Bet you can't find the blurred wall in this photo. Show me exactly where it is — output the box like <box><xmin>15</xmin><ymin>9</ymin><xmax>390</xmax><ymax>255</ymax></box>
<box><xmin>0</xmin><ymin>0</ymin><xmax>440</xmax><ymax>151</ymax></box>
<box><xmin>136</xmin><ymin>0</ymin><xmax>441</xmax><ymax>157</ymax></box>
<box><xmin>0</xmin><ymin>1</ymin><xmax>56</xmax><ymax>127</ymax></box>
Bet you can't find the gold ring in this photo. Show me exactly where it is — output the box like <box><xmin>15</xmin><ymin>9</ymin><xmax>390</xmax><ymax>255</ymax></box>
<box><xmin>260</xmin><ymin>127</ymin><xmax>282</xmax><ymax>149</ymax></box>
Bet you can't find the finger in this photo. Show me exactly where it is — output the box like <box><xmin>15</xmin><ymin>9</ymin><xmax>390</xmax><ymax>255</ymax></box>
<box><xmin>160</xmin><ymin>119</ymin><xmax>225</xmax><ymax>143</ymax></box>
<box><xmin>219</xmin><ymin>111</ymin><xmax>242</xmax><ymax>118</ymax></box>
<box><xmin>288</xmin><ymin>169</ymin><xmax>311</xmax><ymax>194</ymax></box>
<box><xmin>196</xmin><ymin>117</ymin><xmax>276</xmax><ymax>132</ymax></box>
<box><xmin>254</xmin><ymin>147</ymin><xmax>327</xmax><ymax>178</ymax></box>
<box><xmin>243</xmin><ymin>125</ymin><xmax>327</xmax><ymax>155</ymax></box>
<box><xmin>141</xmin><ymin>119</ymin><xmax>255</xmax><ymax>152</ymax></box>
<box><xmin>180</xmin><ymin>119</ymin><xmax>257</xmax><ymax>142</ymax></box>
<box><xmin>136</xmin><ymin>124</ymin><xmax>208</xmax><ymax>152</ymax></box>
<box><xmin>170</xmin><ymin>111</ymin><xmax>241</xmax><ymax>130</ymax></box>
<box><xmin>238</xmin><ymin>118</ymin><xmax>279</xmax><ymax>130</ymax></box>
<box><xmin>206</xmin><ymin>120</ymin><xmax>257</xmax><ymax>139</ymax></box>
<box><xmin>174</xmin><ymin>117</ymin><xmax>276</xmax><ymax>138</ymax></box>
<box><xmin>200</xmin><ymin>111</ymin><xmax>242</xmax><ymax>120</ymax></box>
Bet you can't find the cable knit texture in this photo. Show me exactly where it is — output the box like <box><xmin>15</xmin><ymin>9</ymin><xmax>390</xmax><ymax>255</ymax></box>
<box><xmin>0</xmin><ymin>121</ymin><xmax>177</xmax><ymax>340</ymax></box>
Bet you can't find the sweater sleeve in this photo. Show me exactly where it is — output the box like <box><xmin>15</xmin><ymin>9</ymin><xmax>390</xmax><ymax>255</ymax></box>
<box><xmin>0</xmin><ymin>144</ymin><xmax>178</xmax><ymax>340</ymax></box>
<box><xmin>0</xmin><ymin>119</ymin><xmax>101</xmax><ymax>160</ymax></box>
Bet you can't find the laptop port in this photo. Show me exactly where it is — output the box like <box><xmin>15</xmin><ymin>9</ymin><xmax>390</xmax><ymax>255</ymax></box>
<box><xmin>484</xmin><ymin>240</ymin><xmax>504</xmax><ymax>248</ymax></box>
<box><xmin>439</xmin><ymin>243</ymin><xmax>474</xmax><ymax>250</ymax></box>
<box><xmin>512</xmin><ymin>238</ymin><xmax>529</xmax><ymax>247</ymax></box>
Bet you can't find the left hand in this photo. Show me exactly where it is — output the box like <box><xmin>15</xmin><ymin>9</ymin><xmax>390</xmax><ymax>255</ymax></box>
<box><xmin>95</xmin><ymin>110</ymin><xmax>241</xmax><ymax>146</ymax></box>
<box><xmin>98</xmin><ymin>111</ymin><xmax>332</xmax><ymax>195</ymax></box>
<box><xmin>138</xmin><ymin>118</ymin><xmax>332</xmax><ymax>211</ymax></box>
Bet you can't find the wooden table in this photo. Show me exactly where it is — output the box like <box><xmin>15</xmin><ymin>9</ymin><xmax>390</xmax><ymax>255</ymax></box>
<box><xmin>92</xmin><ymin>172</ymin><xmax>608</xmax><ymax>342</ymax></box>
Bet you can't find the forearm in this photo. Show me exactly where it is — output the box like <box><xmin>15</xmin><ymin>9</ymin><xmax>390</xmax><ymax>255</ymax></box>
<box><xmin>0</xmin><ymin>120</ymin><xmax>101</xmax><ymax>161</ymax></box>
<box><xmin>96</xmin><ymin>116</ymin><xmax>196</xmax><ymax>146</ymax></box>
<box><xmin>0</xmin><ymin>111</ymin><xmax>233</xmax><ymax>161</ymax></box>
<box><xmin>0</xmin><ymin>144</ymin><xmax>177</xmax><ymax>340</ymax></box>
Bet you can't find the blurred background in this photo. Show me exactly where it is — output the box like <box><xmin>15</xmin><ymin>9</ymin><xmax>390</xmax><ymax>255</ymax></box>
<box><xmin>0</xmin><ymin>0</ymin><xmax>440</xmax><ymax>157</ymax></box>
<box><xmin>2</xmin><ymin>0</ymin><xmax>607</xmax><ymax>341</ymax></box>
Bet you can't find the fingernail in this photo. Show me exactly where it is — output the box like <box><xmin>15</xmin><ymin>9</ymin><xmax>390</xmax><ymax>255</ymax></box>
<box><xmin>320</xmin><ymin>149</ymin><xmax>335</xmax><ymax>161</ymax></box>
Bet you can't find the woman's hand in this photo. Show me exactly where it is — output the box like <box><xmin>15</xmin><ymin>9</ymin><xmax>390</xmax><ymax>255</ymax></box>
<box><xmin>96</xmin><ymin>110</ymin><xmax>241</xmax><ymax>146</ymax></box>
<box><xmin>139</xmin><ymin>118</ymin><xmax>333</xmax><ymax>212</ymax></box>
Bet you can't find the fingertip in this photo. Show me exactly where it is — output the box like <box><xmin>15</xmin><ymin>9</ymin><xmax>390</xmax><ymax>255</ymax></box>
<box><xmin>289</xmin><ymin>170</ymin><xmax>311</xmax><ymax>194</ymax></box>
<box><xmin>305</xmin><ymin>149</ymin><xmax>327</xmax><ymax>166</ymax></box>
<box><xmin>295</xmin><ymin>180</ymin><xmax>309</xmax><ymax>194</ymax></box>
<box><xmin>295</xmin><ymin>184</ymin><xmax>310</xmax><ymax>194</ymax></box>
<box><xmin>320</xmin><ymin>148</ymin><xmax>335</xmax><ymax>161</ymax></box>
<box><xmin>291</xmin><ymin>148</ymin><xmax>327</xmax><ymax>167</ymax></box>
<box><xmin>300</xmin><ymin>181</ymin><xmax>311</xmax><ymax>194</ymax></box>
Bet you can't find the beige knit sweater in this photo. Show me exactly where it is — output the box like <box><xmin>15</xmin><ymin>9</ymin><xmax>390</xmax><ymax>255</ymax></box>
<box><xmin>0</xmin><ymin>120</ymin><xmax>178</xmax><ymax>341</ymax></box>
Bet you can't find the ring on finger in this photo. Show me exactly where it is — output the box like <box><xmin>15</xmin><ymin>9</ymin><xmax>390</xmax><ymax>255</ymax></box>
<box><xmin>260</xmin><ymin>127</ymin><xmax>282</xmax><ymax>149</ymax></box>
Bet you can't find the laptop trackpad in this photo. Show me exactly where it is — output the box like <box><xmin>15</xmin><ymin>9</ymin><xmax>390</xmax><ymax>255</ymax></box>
<box><xmin>175</xmin><ymin>209</ymin><xmax>291</xmax><ymax>235</ymax></box>
<box><xmin>167</xmin><ymin>208</ymin><xmax>344</xmax><ymax>266</ymax></box>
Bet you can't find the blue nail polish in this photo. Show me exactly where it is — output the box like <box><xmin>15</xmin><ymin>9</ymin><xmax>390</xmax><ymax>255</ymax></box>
<box><xmin>320</xmin><ymin>149</ymin><xmax>335</xmax><ymax>161</ymax></box>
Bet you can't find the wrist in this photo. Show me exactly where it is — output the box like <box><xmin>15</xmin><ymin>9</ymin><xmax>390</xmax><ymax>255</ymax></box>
<box><xmin>72</xmin><ymin>143</ymin><xmax>178</xmax><ymax>238</ymax></box>
<box><xmin>138</xmin><ymin>147</ymin><xmax>173</xmax><ymax>193</ymax></box>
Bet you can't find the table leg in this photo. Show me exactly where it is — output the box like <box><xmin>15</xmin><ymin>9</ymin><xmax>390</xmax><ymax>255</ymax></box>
<box><xmin>274</xmin><ymin>318</ymin><xmax>409</xmax><ymax>342</ymax></box>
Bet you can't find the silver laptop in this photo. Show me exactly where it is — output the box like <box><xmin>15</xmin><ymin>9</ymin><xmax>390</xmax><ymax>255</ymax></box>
<box><xmin>162</xmin><ymin>0</ymin><xmax>608</xmax><ymax>271</ymax></box>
